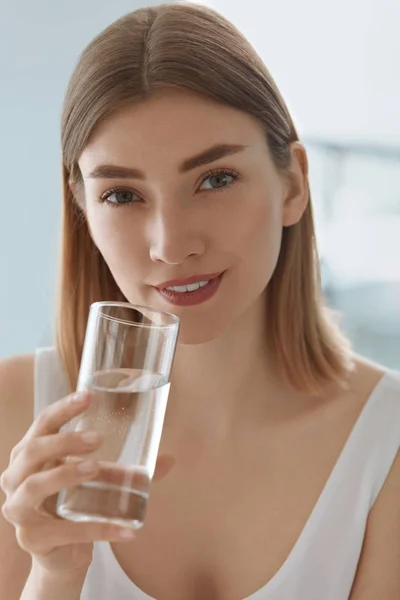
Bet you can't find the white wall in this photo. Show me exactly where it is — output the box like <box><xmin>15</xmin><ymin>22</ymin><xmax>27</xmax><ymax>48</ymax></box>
<box><xmin>1</xmin><ymin>0</ymin><xmax>399</xmax><ymax>357</ymax></box>
<box><xmin>207</xmin><ymin>0</ymin><xmax>400</xmax><ymax>145</ymax></box>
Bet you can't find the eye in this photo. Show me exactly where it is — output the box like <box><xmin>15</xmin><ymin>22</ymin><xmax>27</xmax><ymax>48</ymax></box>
<box><xmin>198</xmin><ymin>170</ymin><xmax>239</xmax><ymax>191</ymax></box>
<box><xmin>99</xmin><ymin>187</ymin><xmax>141</xmax><ymax>206</ymax></box>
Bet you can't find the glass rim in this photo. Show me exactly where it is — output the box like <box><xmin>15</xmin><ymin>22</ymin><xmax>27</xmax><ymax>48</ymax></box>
<box><xmin>90</xmin><ymin>301</ymin><xmax>180</xmax><ymax>330</ymax></box>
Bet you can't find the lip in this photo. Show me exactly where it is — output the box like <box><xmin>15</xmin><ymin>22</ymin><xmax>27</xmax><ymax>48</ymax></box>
<box><xmin>154</xmin><ymin>272</ymin><xmax>224</xmax><ymax>307</ymax></box>
<box><xmin>155</xmin><ymin>272</ymin><xmax>224</xmax><ymax>289</ymax></box>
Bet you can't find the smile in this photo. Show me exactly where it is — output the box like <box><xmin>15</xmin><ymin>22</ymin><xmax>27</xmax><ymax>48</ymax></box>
<box><xmin>166</xmin><ymin>280</ymin><xmax>210</xmax><ymax>293</ymax></box>
<box><xmin>154</xmin><ymin>272</ymin><xmax>224</xmax><ymax>307</ymax></box>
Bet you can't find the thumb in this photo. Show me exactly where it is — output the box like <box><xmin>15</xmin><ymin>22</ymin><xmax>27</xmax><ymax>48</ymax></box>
<box><xmin>153</xmin><ymin>453</ymin><xmax>175</xmax><ymax>482</ymax></box>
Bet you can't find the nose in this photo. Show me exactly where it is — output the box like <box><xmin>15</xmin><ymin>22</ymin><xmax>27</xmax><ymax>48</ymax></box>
<box><xmin>148</xmin><ymin>207</ymin><xmax>206</xmax><ymax>265</ymax></box>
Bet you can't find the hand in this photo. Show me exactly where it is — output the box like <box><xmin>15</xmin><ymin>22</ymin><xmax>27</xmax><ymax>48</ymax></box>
<box><xmin>0</xmin><ymin>392</ymin><xmax>174</xmax><ymax>578</ymax></box>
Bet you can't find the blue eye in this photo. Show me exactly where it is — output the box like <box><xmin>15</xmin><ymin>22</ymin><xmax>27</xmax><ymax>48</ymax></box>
<box><xmin>100</xmin><ymin>188</ymin><xmax>140</xmax><ymax>205</ymax></box>
<box><xmin>199</xmin><ymin>171</ymin><xmax>238</xmax><ymax>191</ymax></box>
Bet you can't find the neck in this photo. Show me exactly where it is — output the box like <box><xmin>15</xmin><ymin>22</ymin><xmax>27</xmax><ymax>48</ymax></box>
<box><xmin>166</xmin><ymin>293</ymin><xmax>289</xmax><ymax>436</ymax></box>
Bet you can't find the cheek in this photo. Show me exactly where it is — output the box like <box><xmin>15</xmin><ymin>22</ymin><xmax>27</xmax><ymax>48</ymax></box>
<box><xmin>86</xmin><ymin>210</ymin><xmax>147</xmax><ymax>276</ymax></box>
<box><xmin>223</xmin><ymin>194</ymin><xmax>284</xmax><ymax>303</ymax></box>
<box><xmin>221</xmin><ymin>194</ymin><xmax>283</xmax><ymax>262</ymax></box>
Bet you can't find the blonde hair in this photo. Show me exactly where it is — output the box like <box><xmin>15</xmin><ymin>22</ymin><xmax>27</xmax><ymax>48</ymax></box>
<box><xmin>57</xmin><ymin>1</ymin><xmax>353</xmax><ymax>393</ymax></box>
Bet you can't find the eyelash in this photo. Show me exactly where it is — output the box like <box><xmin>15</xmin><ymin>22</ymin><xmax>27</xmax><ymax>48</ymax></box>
<box><xmin>98</xmin><ymin>167</ymin><xmax>241</xmax><ymax>208</ymax></box>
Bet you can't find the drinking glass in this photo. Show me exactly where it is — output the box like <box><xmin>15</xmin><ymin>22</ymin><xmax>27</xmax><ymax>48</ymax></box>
<box><xmin>56</xmin><ymin>301</ymin><xmax>179</xmax><ymax>529</ymax></box>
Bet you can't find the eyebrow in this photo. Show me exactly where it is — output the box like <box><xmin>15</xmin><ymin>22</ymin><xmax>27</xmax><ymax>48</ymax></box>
<box><xmin>86</xmin><ymin>143</ymin><xmax>248</xmax><ymax>180</ymax></box>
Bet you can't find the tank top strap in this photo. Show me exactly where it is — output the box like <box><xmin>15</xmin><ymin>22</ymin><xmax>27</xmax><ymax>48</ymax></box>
<box><xmin>33</xmin><ymin>347</ymin><xmax>71</xmax><ymax>418</ymax></box>
<box><xmin>362</xmin><ymin>370</ymin><xmax>400</xmax><ymax>506</ymax></box>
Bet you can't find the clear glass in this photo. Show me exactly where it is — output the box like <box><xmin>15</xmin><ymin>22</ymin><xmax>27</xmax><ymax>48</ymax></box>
<box><xmin>56</xmin><ymin>302</ymin><xmax>180</xmax><ymax>529</ymax></box>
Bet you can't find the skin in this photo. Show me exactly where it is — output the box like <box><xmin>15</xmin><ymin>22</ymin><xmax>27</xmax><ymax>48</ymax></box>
<box><xmin>71</xmin><ymin>88</ymin><xmax>398</xmax><ymax>599</ymax></box>
<box><xmin>77</xmin><ymin>87</ymin><xmax>310</xmax><ymax>432</ymax></box>
<box><xmin>0</xmin><ymin>87</ymin><xmax>397</xmax><ymax>600</ymax></box>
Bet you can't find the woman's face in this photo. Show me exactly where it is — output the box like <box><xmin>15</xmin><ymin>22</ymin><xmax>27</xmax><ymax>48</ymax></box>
<box><xmin>78</xmin><ymin>88</ymin><xmax>307</xmax><ymax>343</ymax></box>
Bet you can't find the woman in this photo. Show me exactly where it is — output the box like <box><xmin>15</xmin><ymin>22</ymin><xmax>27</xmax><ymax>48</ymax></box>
<box><xmin>1</xmin><ymin>3</ymin><xmax>399</xmax><ymax>599</ymax></box>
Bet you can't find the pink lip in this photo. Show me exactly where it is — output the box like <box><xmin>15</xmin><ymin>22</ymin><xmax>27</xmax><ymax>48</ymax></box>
<box><xmin>155</xmin><ymin>272</ymin><xmax>223</xmax><ymax>289</ymax></box>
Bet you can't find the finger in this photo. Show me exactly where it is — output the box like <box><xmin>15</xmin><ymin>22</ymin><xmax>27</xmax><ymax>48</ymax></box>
<box><xmin>26</xmin><ymin>392</ymin><xmax>91</xmax><ymax>440</ymax></box>
<box><xmin>6</xmin><ymin>454</ymin><xmax>174</xmax><ymax>526</ymax></box>
<box><xmin>4</xmin><ymin>460</ymin><xmax>101</xmax><ymax>525</ymax></box>
<box><xmin>79</xmin><ymin>454</ymin><xmax>176</xmax><ymax>487</ymax></box>
<box><xmin>41</xmin><ymin>458</ymin><xmax>174</xmax><ymax>518</ymax></box>
<box><xmin>16</xmin><ymin>519</ymin><xmax>137</xmax><ymax>556</ymax></box>
<box><xmin>154</xmin><ymin>454</ymin><xmax>175</xmax><ymax>481</ymax></box>
<box><xmin>2</xmin><ymin>430</ymin><xmax>102</xmax><ymax>494</ymax></box>
<box><xmin>7</xmin><ymin>458</ymin><xmax>153</xmax><ymax>524</ymax></box>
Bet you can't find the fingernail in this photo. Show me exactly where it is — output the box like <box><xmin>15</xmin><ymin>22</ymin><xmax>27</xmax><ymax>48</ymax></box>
<box><xmin>118</xmin><ymin>528</ymin><xmax>136</xmax><ymax>539</ymax></box>
<box><xmin>81</xmin><ymin>431</ymin><xmax>101</xmax><ymax>445</ymax></box>
<box><xmin>70</xmin><ymin>393</ymin><xmax>86</xmax><ymax>403</ymax></box>
<box><xmin>77</xmin><ymin>460</ymin><xmax>98</xmax><ymax>473</ymax></box>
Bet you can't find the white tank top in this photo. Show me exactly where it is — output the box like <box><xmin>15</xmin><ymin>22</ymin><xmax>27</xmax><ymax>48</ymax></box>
<box><xmin>34</xmin><ymin>347</ymin><xmax>400</xmax><ymax>600</ymax></box>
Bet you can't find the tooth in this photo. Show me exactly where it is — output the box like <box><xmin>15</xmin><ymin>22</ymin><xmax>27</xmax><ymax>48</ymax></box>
<box><xmin>186</xmin><ymin>282</ymin><xmax>201</xmax><ymax>292</ymax></box>
<box><xmin>165</xmin><ymin>280</ymin><xmax>211</xmax><ymax>293</ymax></box>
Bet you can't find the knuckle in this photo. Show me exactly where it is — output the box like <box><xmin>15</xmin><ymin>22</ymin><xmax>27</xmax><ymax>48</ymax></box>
<box><xmin>1</xmin><ymin>500</ymin><xmax>11</xmax><ymax>520</ymax></box>
<box><xmin>9</xmin><ymin>441</ymin><xmax>23</xmax><ymax>462</ymax></box>
<box><xmin>15</xmin><ymin>526</ymin><xmax>38</xmax><ymax>553</ymax></box>
<box><xmin>35</xmin><ymin>411</ymin><xmax>50</xmax><ymax>430</ymax></box>
<box><xmin>2</xmin><ymin>499</ymin><xmax>17</xmax><ymax>523</ymax></box>
<box><xmin>19</xmin><ymin>438</ymin><xmax>41</xmax><ymax>465</ymax></box>
<box><xmin>37</xmin><ymin>407</ymin><xmax>51</xmax><ymax>426</ymax></box>
<box><xmin>21</xmin><ymin>475</ymin><xmax>39</xmax><ymax>498</ymax></box>
<box><xmin>0</xmin><ymin>469</ymin><xmax>9</xmax><ymax>492</ymax></box>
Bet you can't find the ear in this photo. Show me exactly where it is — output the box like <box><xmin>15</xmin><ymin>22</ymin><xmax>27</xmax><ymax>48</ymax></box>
<box><xmin>282</xmin><ymin>142</ymin><xmax>309</xmax><ymax>227</ymax></box>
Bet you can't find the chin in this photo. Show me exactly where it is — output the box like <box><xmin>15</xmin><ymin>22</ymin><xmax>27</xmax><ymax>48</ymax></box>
<box><xmin>173</xmin><ymin>311</ymin><xmax>230</xmax><ymax>345</ymax></box>
<box><xmin>122</xmin><ymin>278</ymin><xmax>242</xmax><ymax>344</ymax></box>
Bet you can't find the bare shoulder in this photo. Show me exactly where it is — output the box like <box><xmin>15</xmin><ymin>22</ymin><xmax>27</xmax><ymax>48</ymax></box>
<box><xmin>0</xmin><ymin>353</ymin><xmax>35</xmax><ymax>430</ymax></box>
<box><xmin>347</xmin><ymin>354</ymin><xmax>400</xmax><ymax>598</ymax></box>
<box><xmin>0</xmin><ymin>352</ymin><xmax>35</xmax><ymax>484</ymax></box>
<box><xmin>0</xmin><ymin>353</ymin><xmax>35</xmax><ymax>455</ymax></box>
<box><xmin>0</xmin><ymin>354</ymin><xmax>35</xmax><ymax>599</ymax></box>
<box><xmin>345</xmin><ymin>352</ymin><xmax>389</xmax><ymax>404</ymax></box>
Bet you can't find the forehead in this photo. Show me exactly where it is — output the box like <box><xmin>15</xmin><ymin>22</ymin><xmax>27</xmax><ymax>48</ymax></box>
<box><xmin>79</xmin><ymin>88</ymin><xmax>269</xmax><ymax>173</ymax></box>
